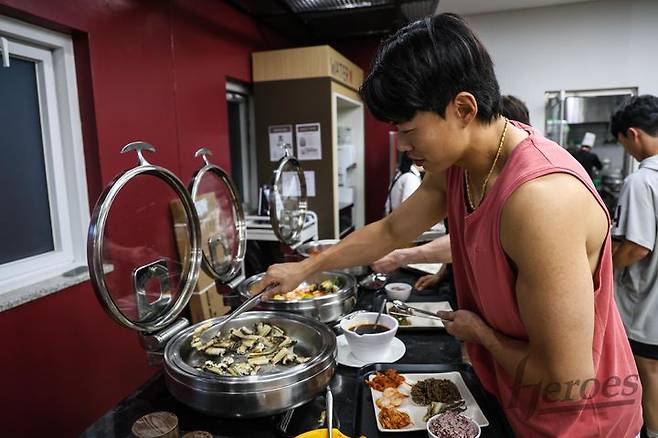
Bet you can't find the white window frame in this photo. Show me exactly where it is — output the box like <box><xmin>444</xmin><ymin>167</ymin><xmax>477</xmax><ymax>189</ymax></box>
<box><xmin>0</xmin><ymin>15</ymin><xmax>89</xmax><ymax>300</ymax></box>
<box><xmin>226</xmin><ymin>80</ymin><xmax>257</xmax><ymax>210</ymax></box>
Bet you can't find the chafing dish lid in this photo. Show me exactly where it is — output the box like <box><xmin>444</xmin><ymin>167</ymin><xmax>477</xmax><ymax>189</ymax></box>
<box><xmin>269</xmin><ymin>150</ymin><xmax>307</xmax><ymax>245</ymax></box>
<box><xmin>87</xmin><ymin>142</ymin><xmax>202</xmax><ymax>333</ymax></box>
<box><xmin>189</xmin><ymin>148</ymin><xmax>246</xmax><ymax>283</ymax></box>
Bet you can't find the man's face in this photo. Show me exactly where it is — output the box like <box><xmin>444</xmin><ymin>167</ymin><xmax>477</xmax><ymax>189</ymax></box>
<box><xmin>617</xmin><ymin>131</ymin><xmax>642</xmax><ymax>161</ymax></box>
<box><xmin>395</xmin><ymin>106</ymin><xmax>467</xmax><ymax>173</ymax></box>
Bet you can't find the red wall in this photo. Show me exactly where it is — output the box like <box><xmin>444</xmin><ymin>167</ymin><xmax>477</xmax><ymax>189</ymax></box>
<box><xmin>332</xmin><ymin>38</ymin><xmax>392</xmax><ymax>223</ymax></box>
<box><xmin>0</xmin><ymin>1</ymin><xmax>288</xmax><ymax>435</ymax></box>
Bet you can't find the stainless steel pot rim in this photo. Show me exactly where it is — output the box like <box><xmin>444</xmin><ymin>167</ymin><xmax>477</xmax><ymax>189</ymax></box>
<box><xmin>165</xmin><ymin>355</ymin><xmax>336</xmax><ymax>395</ymax></box>
<box><xmin>295</xmin><ymin>239</ymin><xmax>340</xmax><ymax>257</ymax></box>
<box><xmin>238</xmin><ymin>270</ymin><xmax>356</xmax><ymax>304</ymax></box>
<box><xmin>164</xmin><ymin>311</ymin><xmax>336</xmax><ymax>386</ymax></box>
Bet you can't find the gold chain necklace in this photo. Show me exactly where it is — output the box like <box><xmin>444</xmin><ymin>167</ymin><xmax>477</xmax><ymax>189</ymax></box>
<box><xmin>465</xmin><ymin>117</ymin><xmax>509</xmax><ymax>211</ymax></box>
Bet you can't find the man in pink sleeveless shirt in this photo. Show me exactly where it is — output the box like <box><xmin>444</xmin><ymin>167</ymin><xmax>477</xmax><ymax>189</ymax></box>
<box><xmin>255</xmin><ymin>14</ymin><xmax>643</xmax><ymax>437</ymax></box>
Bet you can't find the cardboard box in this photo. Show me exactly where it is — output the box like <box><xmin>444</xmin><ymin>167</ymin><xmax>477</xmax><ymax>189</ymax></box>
<box><xmin>170</xmin><ymin>193</ymin><xmax>230</xmax><ymax>322</ymax></box>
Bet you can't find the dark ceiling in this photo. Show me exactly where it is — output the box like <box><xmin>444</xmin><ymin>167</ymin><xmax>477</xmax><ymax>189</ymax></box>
<box><xmin>225</xmin><ymin>0</ymin><xmax>439</xmax><ymax>43</ymax></box>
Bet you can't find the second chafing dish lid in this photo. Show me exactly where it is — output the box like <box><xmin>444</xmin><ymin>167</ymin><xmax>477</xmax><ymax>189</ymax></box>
<box><xmin>269</xmin><ymin>150</ymin><xmax>307</xmax><ymax>245</ymax></box>
<box><xmin>189</xmin><ymin>148</ymin><xmax>246</xmax><ymax>283</ymax></box>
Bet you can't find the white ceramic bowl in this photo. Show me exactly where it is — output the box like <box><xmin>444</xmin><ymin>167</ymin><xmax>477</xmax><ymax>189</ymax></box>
<box><xmin>339</xmin><ymin>311</ymin><xmax>398</xmax><ymax>362</ymax></box>
<box><xmin>426</xmin><ymin>413</ymin><xmax>481</xmax><ymax>438</ymax></box>
<box><xmin>385</xmin><ymin>282</ymin><xmax>412</xmax><ymax>302</ymax></box>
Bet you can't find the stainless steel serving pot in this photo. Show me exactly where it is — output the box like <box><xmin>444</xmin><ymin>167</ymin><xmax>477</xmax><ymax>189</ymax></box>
<box><xmin>164</xmin><ymin>311</ymin><xmax>336</xmax><ymax>417</ymax></box>
<box><xmin>295</xmin><ymin>240</ymin><xmax>369</xmax><ymax>277</ymax></box>
<box><xmin>238</xmin><ymin>271</ymin><xmax>357</xmax><ymax>323</ymax></box>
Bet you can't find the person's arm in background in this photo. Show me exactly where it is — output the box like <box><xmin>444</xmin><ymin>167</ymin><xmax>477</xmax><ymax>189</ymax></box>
<box><xmin>593</xmin><ymin>153</ymin><xmax>603</xmax><ymax>171</ymax></box>
<box><xmin>613</xmin><ymin>240</ymin><xmax>650</xmax><ymax>268</ymax></box>
<box><xmin>414</xmin><ymin>264</ymin><xmax>450</xmax><ymax>290</ymax></box>
<box><xmin>370</xmin><ymin>234</ymin><xmax>452</xmax><ymax>273</ymax></box>
<box><xmin>254</xmin><ymin>171</ymin><xmax>448</xmax><ymax>294</ymax></box>
<box><xmin>612</xmin><ymin>175</ymin><xmax>655</xmax><ymax>270</ymax></box>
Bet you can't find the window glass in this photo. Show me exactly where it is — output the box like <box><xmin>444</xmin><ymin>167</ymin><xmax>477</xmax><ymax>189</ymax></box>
<box><xmin>0</xmin><ymin>55</ymin><xmax>54</xmax><ymax>264</ymax></box>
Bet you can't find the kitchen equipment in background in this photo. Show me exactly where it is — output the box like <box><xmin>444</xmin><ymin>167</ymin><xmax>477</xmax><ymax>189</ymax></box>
<box><xmin>545</xmin><ymin>88</ymin><xmax>638</xmax><ymax>211</ymax></box>
<box><xmin>253</xmin><ymin>46</ymin><xmax>365</xmax><ymax>239</ymax></box>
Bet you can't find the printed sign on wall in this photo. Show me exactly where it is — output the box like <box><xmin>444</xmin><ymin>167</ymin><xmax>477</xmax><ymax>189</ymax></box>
<box><xmin>295</xmin><ymin>123</ymin><xmax>322</xmax><ymax>161</ymax></box>
<box><xmin>268</xmin><ymin>125</ymin><xmax>293</xmax><ymax>162</ymax></box>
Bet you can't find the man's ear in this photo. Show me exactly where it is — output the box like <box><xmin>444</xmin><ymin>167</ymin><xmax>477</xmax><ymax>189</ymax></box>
<box><xmin>453</xmin><ymin>92</ymin><xmax>478</xmax><ymax>126</ymax></box>
<box><xmin>628</xmin><ymin>127</ymin><xmax>642</xmax><ymax>144</ymax></box>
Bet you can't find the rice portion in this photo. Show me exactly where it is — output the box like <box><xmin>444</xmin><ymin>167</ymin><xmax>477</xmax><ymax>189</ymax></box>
<box><xmin>427</xmin><ymin>412</ymin><xmax>478</xmax><ymax>438</ymax></box>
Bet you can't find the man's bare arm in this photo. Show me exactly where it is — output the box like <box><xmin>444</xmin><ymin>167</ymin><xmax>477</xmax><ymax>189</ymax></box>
<box><xmin>485</xmin><ymin>174</ymin><xmax>602</xmax><ymax>388</ymax></box>
<box><xmin>255</xmin><ymin>171</ymin><xmax>448</xmax><ymax>293</ymax></box>
<box><xmin>371</xmin><ymin>234</ymin><xmax>452</xmax><ymax>273</ymax></box>
<box><xmin>613</xmin><ymin>239</ymin><xmax>650</xmax><ymax>269</ymax></box>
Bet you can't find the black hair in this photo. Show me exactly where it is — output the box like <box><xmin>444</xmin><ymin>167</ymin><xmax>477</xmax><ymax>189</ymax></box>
<box><xmin>398</xmin><ymin>152</ymin><xmax>413</xmax><ymax>173</ymax></box>
<box><xmin>359</xmin><ymin>13</ymin><xmax>501</xmax><ymax>124</ymax></box>
<box><xmin>611</xmin><ymin>95</ymin><xmax>658</xmax><ymax>138</ymax></box>
<box><xmin>501</xmin><ymin>95</ymin><xmax>530</xmax><ymax>125</ymax></box>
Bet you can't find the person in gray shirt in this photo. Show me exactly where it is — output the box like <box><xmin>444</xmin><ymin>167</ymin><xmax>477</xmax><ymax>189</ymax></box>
<box><xmin>611</xmin><ymin>95</ymin><xmax>658</xmax><ymax>438</ymax></box>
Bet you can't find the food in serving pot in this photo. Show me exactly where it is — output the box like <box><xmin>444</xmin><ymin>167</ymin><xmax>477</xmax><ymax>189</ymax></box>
<box><xmin>411</xmin><ymin>378</ymin><xmax>461</xmax><ymax>405</ymax></box>
<box><xmin>375</xmin><ymin>387</ymin><xmax>408</xmax><ymax>409</ymax></box>
<box><xmin>427</xmin><ymin>411</ymin><xmax>479</xmax><ymax>438</ymax></box>
<box><xmin>423</xmin><ymin>399</ymin><xmax>467</xmax><ymax>421</ymax></box>
<box><xmin>365</xmin><ymin>369</ymin><xmax>407</xmax><ymax>391</ymax></box>
<box><xmin>190</xmin><ymin>322</ymin><xmax>310</xmax><ymax>376</ymax></box>
<box><xmin>271</xmin><ymin>279</ymin><xmax>339</xmax><ymax>301</ymax></box>
<box><xmin>378</xmin><ymin>406</ymin><xmax>412</xmax><ymax>429</ymax></box>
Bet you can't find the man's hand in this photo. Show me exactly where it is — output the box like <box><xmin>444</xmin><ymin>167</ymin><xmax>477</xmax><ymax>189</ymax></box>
<box><xmin>371</xmin><ymin>249</ymin><xmax>406</xmax><ymax>273</ymax></box>
<box><xmin>437</xmin><ymin>310</ymin><xmax>491</xmax><ymax>344</ymax></box>
<box><xmin>415</xmin><ymin>273</ymin><xmax>441</xmax><ymax>290</ymax></box>
<box><xmin>251</xmin><ymin>261</ymin><xmax>311</xmax><ymax>295</ymax></box>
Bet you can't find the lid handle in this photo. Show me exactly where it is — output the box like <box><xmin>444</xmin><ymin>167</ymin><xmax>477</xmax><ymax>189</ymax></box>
<box><xmin>122</xmin><ymin>141</ymin><xmax>156</xmax><ymax>166</ymax></box>
<box><xmin>279</xmin><ymin>142</ymin><xmax>292</xmax><ymax>158</ymax></box>
<box><xmin>195</xmin><ymin>147</ymin><xmax>213</xmax><ymax>166</ymax></box>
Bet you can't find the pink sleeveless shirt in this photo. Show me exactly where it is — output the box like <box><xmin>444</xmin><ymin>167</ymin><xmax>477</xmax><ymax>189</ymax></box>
<box><xmin>446</xmin><ymin>122</ymin><xmax>642</xmax><ymax>437</ymax></box>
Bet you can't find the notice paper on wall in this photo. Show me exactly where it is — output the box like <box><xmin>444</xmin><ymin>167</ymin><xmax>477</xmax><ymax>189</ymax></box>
<box><xmin>295</xmin><ymin>123</ymin><xmax>322</xmax><ymax>161</ymax></box>
<box><xmin>268</xmin><ymin>125</ymin><xmax>293</xmax><ymax>162</ymax></box>
<box><xmin>281</xmin><ymin>170</ymin><xmax>316</xmax><ymax>197</ymax></box>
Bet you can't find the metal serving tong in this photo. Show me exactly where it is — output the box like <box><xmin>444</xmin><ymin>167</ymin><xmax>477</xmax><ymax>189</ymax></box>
<box><xmin>197</xmin><ymin>283</ymin><xmax>277</xmax><ymax>345</ymax></box>
<box><xmin>391</xmin><ymin>300</ymin><xmax>449</xmax><ymax>322</ymax></box>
